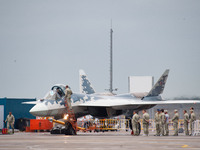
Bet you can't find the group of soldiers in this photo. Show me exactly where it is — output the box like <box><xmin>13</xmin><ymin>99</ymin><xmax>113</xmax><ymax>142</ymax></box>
<box><xmin>132</xmin><ymin>107</ymin><xmax>197</xmax><ymax>136</ymax></box>
<box><xmin>183</xmin><ymin>107</ymin><xmax>196</xmax><ymax>136</ymax></box>
<box><xmin>132</xmin><ymin>109</ymin><xmax>150</xmax><ymax>136</ymax></box>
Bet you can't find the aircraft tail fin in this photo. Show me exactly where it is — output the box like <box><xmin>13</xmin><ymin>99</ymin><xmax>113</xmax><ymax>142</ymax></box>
<box><xmin>79</xmin><ymin>69</ymin><xmax>95</xmax><ymax>94</ymax></box>
<box><xmin>146</xmin><ymin>69</ymin><xmax>169</xmax><ymax>97</ymax></box>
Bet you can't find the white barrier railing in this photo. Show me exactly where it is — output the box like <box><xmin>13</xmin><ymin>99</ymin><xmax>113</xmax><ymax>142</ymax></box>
<box><xmin>192</xmin><ymin>120</ymin><xmax>200</xmax><ymax>136</ymax></box>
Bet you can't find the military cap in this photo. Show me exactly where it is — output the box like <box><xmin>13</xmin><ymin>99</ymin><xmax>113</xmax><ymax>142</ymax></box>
<box><xmin>174</xmin><ymin>109</ymin><xmax>178</xmax><ymax>112</ymax></box>
<box><xmin>164</xmin><ymin>110</ymin><xmax>168</xmax><ymax>113</ymax></box>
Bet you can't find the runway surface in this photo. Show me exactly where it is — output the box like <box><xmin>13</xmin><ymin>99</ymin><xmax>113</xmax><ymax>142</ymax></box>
<box><xmin>0</xmin><ymin>131</ymin><xmax>200</xmax><ymax>150</ymax></box>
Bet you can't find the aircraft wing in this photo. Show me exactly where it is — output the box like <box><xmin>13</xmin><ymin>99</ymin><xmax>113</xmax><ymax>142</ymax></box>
<box><xmin>75</xmin><ymin>99</ymin><xmax>200</xmax><ymax>107</ymax></box>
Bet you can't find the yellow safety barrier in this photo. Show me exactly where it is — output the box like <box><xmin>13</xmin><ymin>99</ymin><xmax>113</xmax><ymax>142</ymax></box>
<box><xmin>77</xmin><ymin>119</ymin><xmax>130</xmax><ymax>132</ymax></box>
<box><xmin>77</xmin><ymin>119</ymin><xmax>190</xmax><ymax>132</ymax></box>
<box><xmin>96</xmin><ymin>119</ymin><xmax>130</xmax><ymax>131</ymax></box>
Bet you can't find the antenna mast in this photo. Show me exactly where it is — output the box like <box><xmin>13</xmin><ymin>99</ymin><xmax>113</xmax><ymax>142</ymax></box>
<box><xmin>105</xmin><ymin>21</ymin><xmax>117</xmax><ymax>94</ymax></box>
<box><xmin>109</xmin><ymin>22</ymin><xmax>113</xmax><ymax>93</ymax></box>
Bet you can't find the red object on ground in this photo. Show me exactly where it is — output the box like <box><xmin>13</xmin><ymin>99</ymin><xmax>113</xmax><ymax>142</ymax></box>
<box><xmin>2</xmin><ymin>128</ymin><xmax>8</xmax><ymax>134</ymax></box>
<box><xmin>30</xmin><ymin>119</ymin><xmax>53</xmax><ymax>130</ymax></box>
<box><xmin>25</xmin><ymin>127</ymin><xmax>32</xmax><ymax>132</ymax></box>
<box><xmin>131</xmin><ymin>130</ymin><xmax>134</xmax><ymax>135</ymax></box>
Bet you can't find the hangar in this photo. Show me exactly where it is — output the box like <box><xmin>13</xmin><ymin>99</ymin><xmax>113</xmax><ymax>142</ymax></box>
<box><xmin>0</xmin><ymin>98</ymin><xmax>36</xmax><ymax>129</ymax></box>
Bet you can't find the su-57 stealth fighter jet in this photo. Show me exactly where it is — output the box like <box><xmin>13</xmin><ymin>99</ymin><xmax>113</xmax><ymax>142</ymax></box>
<box><xmin>27</xmin><ymin>69</ymin><xmax>200</xmax><ymax>120</ymax></box>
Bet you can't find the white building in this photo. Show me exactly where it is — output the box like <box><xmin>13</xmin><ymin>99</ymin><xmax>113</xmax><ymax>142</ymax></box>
<box><xmin>128</xmin><ymin>76</ymin><xmax>154</xmax><ymax>94</ymax></box>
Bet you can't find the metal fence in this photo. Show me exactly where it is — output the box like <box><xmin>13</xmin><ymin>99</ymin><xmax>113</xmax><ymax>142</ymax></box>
<box><xmin>77</xmin><ymin>119</ymin><xmax>200</xmax><ymax>135</ymax></box>
<box><xmin>77</xmin><ymin>119</ymin><xmax>130</xmax><ymax>131</ymax></box>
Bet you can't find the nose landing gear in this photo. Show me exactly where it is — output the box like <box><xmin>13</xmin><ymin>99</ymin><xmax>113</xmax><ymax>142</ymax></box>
<box><xmin>50</xmin><ymin>95</ymin><xmax>77</xmax><ymax>135</ymax></box>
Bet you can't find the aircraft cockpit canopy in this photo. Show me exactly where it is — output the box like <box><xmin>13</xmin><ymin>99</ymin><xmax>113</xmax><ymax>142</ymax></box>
<box><xmin>44</xmin><ymin>84</ymin><xmax>66</xmax><ymax>100</ymax></box>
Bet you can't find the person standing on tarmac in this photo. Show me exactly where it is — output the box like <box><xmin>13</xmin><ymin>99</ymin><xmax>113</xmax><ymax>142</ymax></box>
<box><xmin>189</xmin><ymin>107</ymin><xmax>194</xmax><ymax>119</ymax></box>
<box><xmin>164</xmin><ymin>110</ymin><xmax>169</xmax><ymax>136</ymax></box>
<box><xmin>142</xmin><ymin>109</ymin><xmax>150</xmax><ymax>136</ymax></box>
<box><xmin>183</xmin><ymin>110</ymin><xmax>189</xmax><ymax>136</ymax></box>
<box><xmin>132</xmin><ymin>111</ymin><xmax>140</xmax><ymax>136</ymax></box>
<box><xmin>160</xmin><ymin>109</ymin><xmax>166</xmax><ymax>136</ymax></box>
<box><xmin>154</xmin><ymin>109</ymin><xmax>161</xmax><ymax>136</ymax></box>
<box><xmin>5</xmin><ymin>112</ymin><xmax>15</xmax><ymax>134</ymax></box>
<box><xmin>64</xmin><ymin>85</ymin><xmax>73</xmax><ymax>110</ymax></box>
<box><xmin>189</xmin><ymin>107</ymin><xmax>194</xmax><ymax>118</ymax></box>
<box><xmin>189</xmin><ymin>109</ymin><xmax>196</xmax><ymax>136</ymax></box>
<box><xmin>172</xmin><ymin>109</ymin><xmax>179</xmax><ymax>136</ymax></box>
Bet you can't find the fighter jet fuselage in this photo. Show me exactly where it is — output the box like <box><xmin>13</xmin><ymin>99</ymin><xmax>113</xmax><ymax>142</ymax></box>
<box><xmin>29</xmin><ymin>92</ymin><xmax>159</xmax><ymax>119</ymax></box>
<box><xmin>27</xmin><ymin>70</ymin><xmax>200</xmax><ymax>119</ymax></box>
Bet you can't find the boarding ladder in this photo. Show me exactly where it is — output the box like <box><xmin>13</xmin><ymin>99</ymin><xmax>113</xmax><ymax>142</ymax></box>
<box><xmin>64</xmin><ymin>97</ymin><xmax>77</xmax><ymax>133</ymax></box>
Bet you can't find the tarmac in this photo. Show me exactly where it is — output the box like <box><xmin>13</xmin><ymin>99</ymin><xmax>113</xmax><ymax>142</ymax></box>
<box><xmin>0</xmin><ymin>131</ymin><xmax>200</xmax><ymax>150</ymax></box>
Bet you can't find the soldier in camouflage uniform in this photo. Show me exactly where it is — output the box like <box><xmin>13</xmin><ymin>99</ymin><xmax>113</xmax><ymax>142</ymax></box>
<box><xmin>154</xmin><ymin>109</ymin><xmax>161</xmax><ymax>136</ymax></box>
<box><xmin>164</xmin><ymin>110</ymin><xmax>169</xmax><ymax>136</ymax></box>
<box><xmin>160</xmin><ymin>109</ymin><xmax>166</xmax><ymax>136</ymax></box>
<box><xmin>189</xmin><ymin>109</ymin><xmax>196</xmax><ymax>136</ymax></box>
<box><xmin>172</xmin><ymin>109</ymin><xmax>179</xmax><ymax>136</ymax></box>
<box><xmin>64</xmin><ymin>85</ymin><xmax>73</xmax><ymax>110</ymax></box>
<box><xmin>183</xmin><ymin>110</ymin><xmax>189</xmax><ymax>136</ymax></box>
<box><xmin>142</xmin><ymin>109</ymin><xmax>150</xmax><ymax>136</ymax></box>
<box><xmin>132</xmin><ymin>111</ymin><xmax>140</xmax><ymax>136</ymax></box>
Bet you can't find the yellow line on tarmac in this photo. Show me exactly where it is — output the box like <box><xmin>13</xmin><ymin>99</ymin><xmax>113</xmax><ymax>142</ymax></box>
<box><xmin>142</xmin><ymin>142</ymin><xmax>191</xmax><ymax>149</ymax></box>
<box><xmin>181</xmin><ymin>145</ymin><xmax>189</xmax><ymax>148</ymax></box>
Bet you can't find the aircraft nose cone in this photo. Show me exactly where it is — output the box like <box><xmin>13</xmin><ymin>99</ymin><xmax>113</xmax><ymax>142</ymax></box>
<box><xmin>30</xmin><ymin>102</ymin><xmax>48</xmax><ymax>116</ymax></box>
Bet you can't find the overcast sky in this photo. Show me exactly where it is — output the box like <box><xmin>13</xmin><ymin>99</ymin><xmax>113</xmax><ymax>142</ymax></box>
<box><xmin>0</xmin><ymin>0</ymin><xmax>200</xmax><ymax>99</ymax></box>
